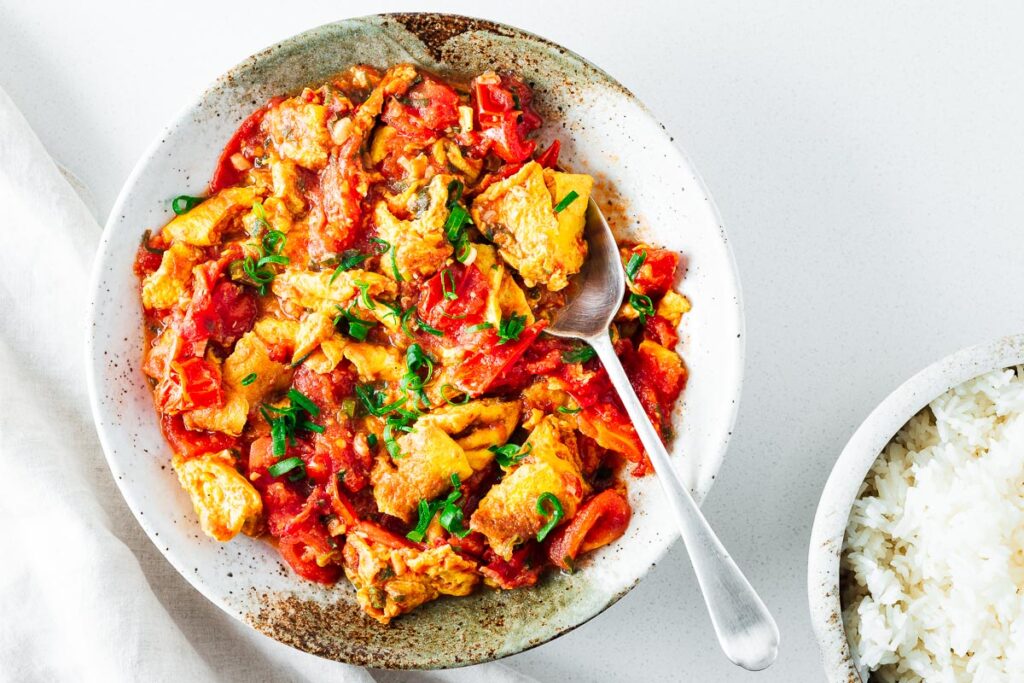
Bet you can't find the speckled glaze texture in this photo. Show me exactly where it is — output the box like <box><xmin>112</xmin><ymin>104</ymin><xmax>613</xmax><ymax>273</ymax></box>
<box><xmin>85</xmin><ymin>13</ymin><xmax>744</xmax><ymax>669</ymax></box>
<box><xmin>808</xmin><ymin>334</ymin><xmax>1024</xmax><ymax>683</ymax></box>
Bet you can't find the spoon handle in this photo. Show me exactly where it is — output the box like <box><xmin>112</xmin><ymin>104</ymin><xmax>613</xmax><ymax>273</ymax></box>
<box><xmin>590</xmin><ymin>333</ymin><xmax>779</xmax><ymax>671</ymax></box>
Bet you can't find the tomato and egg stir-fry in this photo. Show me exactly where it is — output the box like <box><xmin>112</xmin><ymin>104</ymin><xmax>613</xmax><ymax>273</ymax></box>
<box><xmin>135</xmin><ymin>64</ymin><xmax>690</xmax><ymax>623</ymax></box>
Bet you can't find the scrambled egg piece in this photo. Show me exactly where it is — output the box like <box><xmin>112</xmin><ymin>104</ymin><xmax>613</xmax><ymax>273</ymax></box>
<box><xmin>418</xmin><ymin>398</ymin><xmax>520</xmax><ymax>470</ymax></box>
<box><xmin>292</xmin><ymin>309</ymin><xmax>335</xmax><ymax>363</ymax></box>
<box><xmin>472</xmin><ymin>244</ymin><xmax>534</xmax><ymax>327</ymax></box>
<box><xmin>471</xmin><ymin>161</ymin><xmax>591</xmax><ymax>291</ymax></box>
<box><xmin>374</xmin><ymin>175</ymin><xmax>453</xmax><ymax>280</ymax></box>
<box><xmin>470</xmin><ymin>416</ymin><xmax>586</xmax><ymax>560</ymax></box>
<box><xmin>271</xmin><ymin>269</ymin><xmax>396</xmax><ymax>311</ymax></box>
<box><xmin>639</xmin><ymin>339</ymin><xmax>686</xmax><ymax>381</ymax></box>
<box><xmin>172</xmin><ymin>451</ymin><xmax>263</xmax><ymax>541</ymax></box>
<box><xmin>263</xmin><ymin>99</ymin><xmax>331</xmax><ymax>170</ymax></box>
<box><xmin>342</xmin><ymin>342</ymin><xmax>404</xmax><ymax>382</ymax></box>
<box><xmin>371</xmin><ymin>424</ymin><xmax>474</xmax><ymax>523</ymax></box>
<box><xmin>141</xmin><ymin>242</ymin><xmax>203</xmax><ymax>310</ymax></box>
<box><xmin>656</xmin><ymin>290</ymin><xmax>691</xmax><ymax>328</ymax></box>
<box><xmin>162</xmin><ymin>186</ymin><xmax>257</xmax><ymax>246</ymax></box>
<box><xmin>342</xmin><ymin>533</ymin><xmax>479</xmax><ymax>624</ymax></box>
<box><xmin>269</xmin><ymin>156</ymin><xmax>306</xmax><ymax>214</ymax></box>
<box><xmin>184</xmin><ymin>332</ymin><xmax>290</xmax><ymax>435</ymax></box>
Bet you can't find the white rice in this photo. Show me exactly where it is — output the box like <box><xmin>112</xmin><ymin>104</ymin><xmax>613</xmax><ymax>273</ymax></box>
<box><xmin>842</xmin><ymin>367</ymin><xmax>1024</xmax><ymax>683</ymax></box>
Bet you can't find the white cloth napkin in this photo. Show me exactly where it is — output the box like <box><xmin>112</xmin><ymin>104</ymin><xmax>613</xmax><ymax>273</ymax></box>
<box><xmin>0</xmin><ymin>85</ymin><xmax>535</xmax><ymax>683</ymax></box>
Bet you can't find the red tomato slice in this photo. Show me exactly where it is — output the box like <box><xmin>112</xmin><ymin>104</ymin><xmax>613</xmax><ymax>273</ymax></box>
<box><xmin>417</xmin><ymin>264</ymin><xmax>489</xmax><ymax>334</ymax></box>
<box><xmin>546</xmin><ymin>490</ymin><xmax>632</xmax><ymax>571</ymax></box>
<box><xmin>160</xmin><ymin>413</ymin><xmax>239</xmax><ymax>459</ymax></box>
<box><xmin>453</xmin><ymin>321</ymin><xmax>547</xmax><ymax>396</ymax></box>
<box><xmin>535</xmin><ymin>139</ymin><xmax>561</xmax><ymax>169</ymax></box>
<box><xmin>156</xmin><ymin>356</ymin><xmax>223</xmax><ymax>414</ymax></box>
<box><xmin>278</xmin><ymin>530</ymin><xmax>341</xmax><ymax>584</ymax></box>
<box><xmin>626</xmin><ymin>245</ymin><xmax>680</xmax><ymax>296</ymax></box>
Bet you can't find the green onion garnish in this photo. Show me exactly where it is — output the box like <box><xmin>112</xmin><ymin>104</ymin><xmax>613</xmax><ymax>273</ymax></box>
<box><xmin>557</xmin><ymin>405</ymin><xmax>581</xmax><ymax>414</ymax></box>
<box><xmin>370</xmin><ymin>237</ymin><xmax>403</xmax><ymax>282</ymax></box>
<box><xmin>406</xmin><ymin>474</ymin><xmax>469</xmax><ymax>542</ymax></box>
<box><xmin>489</xmin><ymin>442</ymin><xmax>532</xmax><ymax>468</ymax></box>
<box><xmin>441</xmin><ymin>268</ymin><xmax>458</xmax><ymax>301</ymax></box>
<box><xmin>329</xmin><ymin>249</ymin><xmax>370</xmax><ymax>283</ymax></box>
<box><xmin>417</xmin><ymin>317</ymin><xmax>444</xmax><ymax>337</ymax></box>
<box><xmin>440</xmin><ymin>384</ymin><xmax>470</xmax><ymax>406</ymax></box>
<box><xmin>497</xmin><ymin>313</ymin><xmax>527</xmax><ymax>344</ymax></box>
<box><xmin>535</xmin><ymin>492</ymin><xmax>564</xmax><ymax>541</ymax></box>
<box><xmin>625</xmin><ymin>250</ymin><xmax>647</xmax><ymax>282</ymax></box>
<box><xmin>354</xmin><ymin>280</ymin><xmax>376</xmax><ymax>310</ymax></box>
<box><xmin>268</xmin><ymin>456</ymin><xmax>305</xmax><ymax>479</ymax></box>
<box><xmin>260</xmin><ymin>389</ymin><xmax>323</xmax><ymax>457</ymax></box>
<box><xmin>553</xmin><ymin>191</ymin><xmax>579</xmax><ymax>214</ymax></box>
<box><xmin>240</xmin><ymin>373</ymin><xmax>258</xmax><ymax>386</ymax></box>
<box><xmin>629</xmin><ymin>293</ymin><xmax>655</xmax><ymax>323</ymax></box>
<box><xmin>469</xmin><ymin>322</ymin><xmax>494</xmax><ymax>332</ymax></box>
<box><xmin>172</xmin><ymin>195</ymin><xmax>204</xmax><ymax>215</ymax></box>
<box><xmin>562</xmin><ymin>345</ymin><xmax>596</xmax><ymax>363</ymax></box>
<box><xmin>333</xmin><ymin>305</ymin><xmax>376</xmax><ymax>341</ymax></box>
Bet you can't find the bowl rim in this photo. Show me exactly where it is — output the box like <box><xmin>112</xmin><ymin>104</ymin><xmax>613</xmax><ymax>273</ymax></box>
<box><xmin>85</xmin><ymin>11</ymin><xmax>746</xmax><ymax>668</ymax></box>
<box><xmin>807</xmin><ymin>333</ymin><xmax>1024</xmax><ymax>683</ymax></box>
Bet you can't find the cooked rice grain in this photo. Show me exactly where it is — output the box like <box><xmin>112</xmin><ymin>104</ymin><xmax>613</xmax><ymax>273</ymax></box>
<box><xmin>842</xmin><ymin>367</ymin><xmax>1024</xmax><ymax>682</ymax></box>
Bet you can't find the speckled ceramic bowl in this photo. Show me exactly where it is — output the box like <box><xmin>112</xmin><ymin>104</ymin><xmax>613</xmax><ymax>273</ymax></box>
<box><xmin>86</xmin><ymin>13</ymin><xmax>744</xmax><ymax>669</ymax></box>
<box><xmin>808</xmin><ymin>334</ymin><xmax>1024</xmax><ymax>682</ymax></box>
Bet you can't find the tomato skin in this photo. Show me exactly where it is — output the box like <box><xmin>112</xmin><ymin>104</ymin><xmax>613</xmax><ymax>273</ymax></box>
<box><xmin>160</xmin><ymin>413</ymin><xmax>239</xmax><ymax>459</ymax></box>
<box><xmin>311</xmin><ymin>145</ymin><xmax>361</xmax><ymax>258</ymax></box>
<box><xmin>480</xmin><ymin>545</ymin><xmax>543</xmax><ymax>589</ymax></box>
<box><xmin>417</xmin><ymin>264</ymin><xmax>489</xmax><ymax>334</ymax></box>
<box><xmin>205</xmin><ymin>282</ymin><xmax>257</xmax><ymax>347</ymax></box>
<box><xmin>626</xmin><ymin>246</ymin><xmax>679</xmax><ymax>296</ymax></box>
<box><xmin>134</xmin><ymin>244</ymin><xmax>164</xmax><ymax>278</ymax></box>
<box><xmin>471</xmin><ymin>75</ymin><xmax>541</xmax><ymax>163</ymax></box>
<box><xmin>644</xmin><ymin>315</ymin><xmax>679</xmax><ymax>349</ymax></box>
<box><xmin>546</xmin><ymin>490</ymin><xmax>632</xmax><ymax>571</ymax></box>
<box><xmin>453</xmin><ymin>321</ymin><xmax>547</xmax><ymax>396</ymax></box>
<box><xmin>382</xmin><ymin>77</ymin><xmax>460</xmax><ymax>140</ymax></box>
<box><xmin>155</xmin><ymin>356</ymin><xmax>224</xmax><ymax>414</ymax></box>
<box><xmin>481</xmin><ymin>112</ymin><xmax>536</xmax><ymax>163</ymax></box>
<box><xmin>535</xmin><ymin>139</ymin><xmax>561</xmax><ymax>169</ymax></box>
<box><xmin>278</xmin><ymin>531</ymin><xmax>341</xmax><ymax>584</ymax></box>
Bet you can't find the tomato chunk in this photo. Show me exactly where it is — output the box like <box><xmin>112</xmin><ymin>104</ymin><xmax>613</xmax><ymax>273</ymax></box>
<box><xmin>546</xmin><ymin>490</ymin><xmax>632</xmax><ymax>571</ymax></box>
<box><xmin>209</xmin><ymin>98</ymin><xmax>282</xmax><ymax>193</ymax></box>
<box><xmin>453</xmin><ymin>321</ymin><xmax>547</xmax><ymax>396</ymax></box>
<box><xmin>160</xmin><ymin>413</ymin><xmax>239</xmax><ymax>459</ymax></box>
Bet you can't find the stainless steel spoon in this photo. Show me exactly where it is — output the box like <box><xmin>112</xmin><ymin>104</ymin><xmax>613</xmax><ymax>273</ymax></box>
<box><xmin>547</xmin><ymin>199</ymin><xmax>780</xmax><ymax>671</ymax></box>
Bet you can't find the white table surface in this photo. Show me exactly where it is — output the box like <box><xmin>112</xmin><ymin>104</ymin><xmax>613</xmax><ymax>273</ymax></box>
<box><xmin>5</xmin><ymin>1</ymin><xmax>1024</xmax><ymax>681</ymax></box>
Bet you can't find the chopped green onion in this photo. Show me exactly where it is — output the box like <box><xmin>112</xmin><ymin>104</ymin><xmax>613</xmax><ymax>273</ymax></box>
<box><xmin>268</xmin><ymin>456</ymin><xmax>305</xmax><ymax>479</ymax></box>
<box><xmin>553</xmin><ymin>191</ymin><xmax>579</xmax><ymax>214</ymax></box>
<box><xmin>497</xmin><ymin>313</ymin><xmax>527</xmax><ymax>344</ymax></box>
<box><xmin>562</xmin><ymin>345</ymin><xmax>596</xmax><ymax>363</ymax></box>
<box><xmin>240</xmin><ymin>373</ymin><xmax>258</xmax><ymax>386</ymax></box>
<box><xmin>261</xmin><ymin>229</ymin><xmax>286</xmax><ymax>256</ymax></box>
<box><xmin>441</xmin><ymin>268</ymin><xmax>458</xmax><ymax>301</ymax></box>
<box><xmin>290</xmin><ymin>351</ymin><xmax>313</xmax><ymax>368</ymax></box>
<box><xmin>172</xmin><ymin>195</ymin><xmax>204</xmax><ymax>215</ymax></box>
<box><xmin>399</xmin><ymin>306</ymin><xmax>416</xmax><ymax>339</ymax></box>
<box><xmin>366</xmin><ymin>433</ymin><xmax>378</xmax><ymax>448</ymax></box>
<box><xmin>329</xmin><ymin>249</ymin><xmax>369</xmax><ymax>283</ymax></box>
<box><xmin>469</xmin><ymin>322</ymin><xmax>494</xmax><ymax>332</ymax></box>
<box><xmin>446</xmin><ymin>179</ymin><xmax>464</xmax><ymax>204</ymax></box>
<box><xmin>629</xmin><ymin>293</ymin><xmax>655</xmax><ymax>323</ymax></box>
<box><xmin>557</xmin><ymin>405</ymin><xmax>581</xmax><ymax>414</ymax></box>
<box><xmin>354</xmin><ymin>384</ymin><xmax>407</xmax><ymax>417</ymax></box>
<box><xmin>354</xmin><ymin>280</ymin><xmax>376</xmax><ymax>310</ymax></box>
<box><xmin>417</xmin><ymin>317</ymin><xmax>444</xmax><ymax>337</ymax></box>
<box><xmin>370</xmin><ymin>237</ymin><xmax>403</xmax><ymax>282</ymax></box>
<box><xmin>489</xmin><ymin>442</ymin><xmax>531</xmax><ymax>468</ymax></box>
<box><xmin>406</xmin><ymin>499</ymin><xmax>435</xmax><ymax>542</ymax></box>
<box><xmin>536</xmin><ymin>492</ymin><xmax>564</xmax><ymax>541</ymax></box>
<box><xmin>625</xmin><ymin>250</ymin><xmax>647</xmax><ymax>282</ymax></box>
<box><xmin>287</xmin><ymin>389</ymin><xmax>320</xmax><ymax>417</ymax></box>
<box><xmin>440</xmin><ymin>384</ymin><xmax>470</xmax><ymax>406</ymax></box>
<box><xmin>333</xmin><ymin>305</ymin><xmax>376</xmax><ymax>342</ymax></box>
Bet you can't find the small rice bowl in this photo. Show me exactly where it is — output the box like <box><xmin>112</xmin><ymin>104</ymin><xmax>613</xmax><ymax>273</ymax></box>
<box><xmin>842</xmin><ymin>367</ymin><xmax>1024</xmax><ymax>682</ymax></box>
